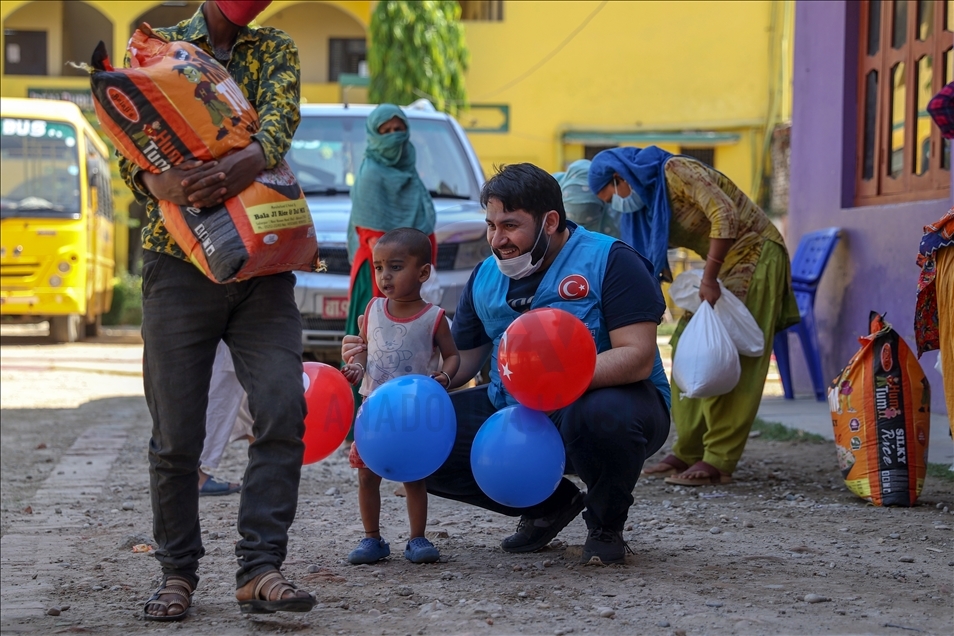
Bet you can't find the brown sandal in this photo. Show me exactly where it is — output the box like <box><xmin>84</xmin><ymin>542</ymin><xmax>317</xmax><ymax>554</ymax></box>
<box><xmin>664</xmin><ymin>461</ymin><xmax>732</xmax><ymax>486</ymax></box>
<box><xmin>641</xmin><ymin>454</ymin><xmax>689</xmax><ymax>478</ymax></box>
<box><xmin>236</xmin><ymin>569</ymin><xmax>316</xmax><ymax>614</ymax></box>
<box><xmin>142</xmin><ymin>575</ymin><xmax>194</xmax><ymax>622</ymax></box>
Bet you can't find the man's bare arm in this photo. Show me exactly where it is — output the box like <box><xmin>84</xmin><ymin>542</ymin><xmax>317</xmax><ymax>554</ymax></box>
<box><xmin>588</xmin><ymin>322</ymin><xmax>658</xmax><ymax>390</ymax></box>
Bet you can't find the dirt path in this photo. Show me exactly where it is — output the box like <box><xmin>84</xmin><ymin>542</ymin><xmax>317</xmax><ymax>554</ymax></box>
<box><xmin>1</xmin><ymin>339</ymin><xmax>951</xmax><ymax>635</ymax></box>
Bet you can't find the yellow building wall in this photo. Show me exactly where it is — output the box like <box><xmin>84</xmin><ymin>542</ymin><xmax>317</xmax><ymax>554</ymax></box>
<box><xmin>461</xmin><ymin>0</ymin><xmax>793</xmax><ymax>200</ymax></box>
<box><xmin>0</xmin><ymin>0</ymin><xmax>376</xmax><ymax>273</ymax></box>
<box><xmin>264</xmin><ymin>3</ymin><xmax>365</xmax><ymax>84</ymax></box>
<box><xmin>0</xmin><ymin>0</ymin><xmax>372</xmax><ymax>99</ymax></box>
<box><xmin>2</xmin><ymin>0</ymin><xmax>793</xmax><ymax>247</ymax></box>
<box><xmin>2</xmin><ymin>0</ymin><xmax>62</xmax><ymax>76</ymax></box>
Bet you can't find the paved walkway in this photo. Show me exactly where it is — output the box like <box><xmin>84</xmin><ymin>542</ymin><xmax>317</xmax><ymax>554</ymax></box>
<box><xmin>1</xmin><ymin>425</ymin><xmax>131</xmax><ymax>623</ymax></box>
<box><xmin>757</xmin><ymin>395</ymin><xmax>953</xmax><ymax>466</ymax></box>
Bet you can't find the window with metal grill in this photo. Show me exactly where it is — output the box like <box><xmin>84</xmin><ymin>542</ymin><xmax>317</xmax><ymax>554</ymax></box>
<box><xmin>328</xmin><ymin>38</ymin><xmax>367</xmax><ymax>83</ymax></box>
<box><xmin>3</xmin><ymin>30</ymin><xmax>47</xmax><ymax>76</ymax></box>
<box><xmin>679</xmin><ymin>147</ymin><xmax>716</xmax><ymax>168</ymax></box>
<box><xmin>584</xmin><ymin>145</ymin><xmax>615</xmax><ymax>161</ymax></box>
<box><xmin>855</xmin><ymin>0</ymin><xmax>951</xmax><ymax>205</ymax></box>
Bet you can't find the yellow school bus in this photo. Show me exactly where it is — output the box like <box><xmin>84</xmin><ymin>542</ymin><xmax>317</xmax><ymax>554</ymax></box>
<box><xmin>0</xmin><ymin>98</ymin><xmax>115</xmax><ymax>342</ymax></box>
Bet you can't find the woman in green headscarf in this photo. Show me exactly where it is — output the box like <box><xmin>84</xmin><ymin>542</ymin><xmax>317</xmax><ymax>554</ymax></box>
<box><xmin>345</xmin><ymin>104</ymin><xmax>436</xmax><ymax>340</ymax></box>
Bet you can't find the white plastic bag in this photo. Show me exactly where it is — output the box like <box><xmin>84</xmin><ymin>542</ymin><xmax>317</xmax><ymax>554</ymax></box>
<box><xmin>421</xmin><ymin>266</ymin><xmax>443</xmax><ymax>306</ymax></box>
<box><xmin>672</xmin><ymin>301</ymin><xmax>741</xmax><ymax>399</ymax></box>
<box><xmin>668</xmin><ymin>269</ymin><xmax>764</xmax><ymax>357</ymax></box>
<box><xmin>714</xmin><ymin>295</ymin><xmax>764</xmax><ymax>357</ymax></box>
<box><xmin>669</xmin><ymin>269</ymin><xmax>705</xmax><ymax>313</ymax></box>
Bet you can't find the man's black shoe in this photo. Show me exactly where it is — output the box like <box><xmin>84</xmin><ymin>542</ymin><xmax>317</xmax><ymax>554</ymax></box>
<box><xmin>500</xmin><ymin>491</ymin><xmax>585</xmax><ymax>553</ymax></box>
<box><xmin>581</xmin><ymin>527</ymin><xmax>631</xmax><ymax>565</ymax></box>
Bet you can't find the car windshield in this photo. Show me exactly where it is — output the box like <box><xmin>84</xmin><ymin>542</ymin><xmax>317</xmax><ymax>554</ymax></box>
<box><xmin>0</xmin><ymin>118</ymin><xmax>81</xmax><ymax>218</ymax></box>
<box><xmin>286</xmin><ymin>114</ymin><xmax>477</xmax><ymax>199</ymax></box>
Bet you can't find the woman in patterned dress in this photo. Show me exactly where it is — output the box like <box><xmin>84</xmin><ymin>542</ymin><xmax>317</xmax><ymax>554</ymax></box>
<box><xmin>589</xmin><ymin>147</ymin><xmax>799</xmax><ymax>485</ymax></box>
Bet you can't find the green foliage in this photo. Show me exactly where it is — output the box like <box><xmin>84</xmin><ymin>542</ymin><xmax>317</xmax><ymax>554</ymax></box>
<box><xmin>102</xmin><ymin>273</ymin><xmax>142</xmax><ymax>326</ymax></box>
<box><xmin>926</xmin><ymin>462</ymin><xmax>954</xmax><ymax>483</ymax></box>
<box><xmin>750</xmin><ymin>418</ymin><xmax>827</xmax><ymax>444</ymax></box>
<box><xmin>368</xmin><ymin>1</ymin><xmax>470</xmax><ymax>116</ymax></box>
<box><xmin>657</xmin><ymin>321</ymin><xmax>677</xmax><ymax>337</ymax></box>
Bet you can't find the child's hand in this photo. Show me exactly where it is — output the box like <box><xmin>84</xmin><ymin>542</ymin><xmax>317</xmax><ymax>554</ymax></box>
<box><xmin>341</xmin><ymin>315</ymin><xmax>367</xmax><ymax>363</ymax></box>
<box><xmin>342</xmin><ymin>363</ymin><xmax>365</xmax><ymax>386</ymax></box>
<box><xmin>341</xmin><ymin>335</ymin><xmax>366</xmax><ymax>363</ymax></box>
<box><xmin>430</xmin><ymin>371</ymin><xmax>451</xmax><ymax>389</ymax></box>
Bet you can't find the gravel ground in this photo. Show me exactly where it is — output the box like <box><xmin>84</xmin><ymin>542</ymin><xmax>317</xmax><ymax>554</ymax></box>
<box><xmin>1</xmin><ymin>338</ymin><xmax>952</xmax><ymax>635</ymax></box>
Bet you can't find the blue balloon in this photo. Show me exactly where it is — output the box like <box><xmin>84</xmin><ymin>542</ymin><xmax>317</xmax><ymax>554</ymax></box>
<box><xmin>470</xmin><ymin>406</ymin><xmax>566</xmax><ymax>508</ymax></box>
<box><xmin>354</xmin><ymin>375</ymin><xmax>457</xmax><ymax>482</ymax></box>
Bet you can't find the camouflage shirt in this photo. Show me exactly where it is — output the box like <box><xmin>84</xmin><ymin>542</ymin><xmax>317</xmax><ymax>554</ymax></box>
<box><xmin>119</xmin><ymin>7</ymin><xmax>301</xmax><ymax>260</ymax></box>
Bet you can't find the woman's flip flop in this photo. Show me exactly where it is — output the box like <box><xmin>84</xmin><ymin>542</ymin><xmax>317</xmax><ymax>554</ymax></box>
<box><xmin>640</xmin><ymin>454</ymin><xmax>689</xmax><ymax>478</ymax></box>
<box><xmin>664</xmin><ymin>461</ymin><xmax>733</xmax><ymax>486</ymax></box>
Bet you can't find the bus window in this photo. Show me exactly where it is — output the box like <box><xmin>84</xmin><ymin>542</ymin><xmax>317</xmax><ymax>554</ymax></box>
<box><xmin>99</xmin><ymin>169</ymin><xmax>113</xmax><ymax>220</ymax></box>
<box><xmin>86</xmin><ymin>133</ymin><xmax>113</xmax><ymax>220</ymax></box>
<box><xmin>0</xmin><ymin>118</ymin><xmax>81</xmax><ymax>219</ymax></box>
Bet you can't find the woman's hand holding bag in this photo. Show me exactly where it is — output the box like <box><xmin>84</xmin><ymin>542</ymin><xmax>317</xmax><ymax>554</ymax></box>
<box><xmin>669</xmin><ymin>269</ymin><xmax>764</xmax><ymax>357</ymax></box>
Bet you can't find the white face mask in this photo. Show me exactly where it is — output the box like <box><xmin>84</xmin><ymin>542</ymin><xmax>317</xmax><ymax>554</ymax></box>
<box><xmin>611</xmin><ymin>181</ymin><xmax>645</xmax><ymax>213</ymax></box>
<box><xmin>494</xmin><ymin>216</ymin><xmax>551</xmax><ymax>279</ymax></box>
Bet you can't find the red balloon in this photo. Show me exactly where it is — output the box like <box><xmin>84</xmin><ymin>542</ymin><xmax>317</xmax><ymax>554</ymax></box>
<box><xmin>302</xmin><ymin>361</ymin><xmax>354</xmax><ymax>464</ymax></box>
<box><xmin>497</xmin><ymin>308</ymin><xmax>597</xmax><ymax>411</ymax></box>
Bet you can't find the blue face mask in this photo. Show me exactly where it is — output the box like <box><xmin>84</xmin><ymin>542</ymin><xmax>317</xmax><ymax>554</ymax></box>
<box><xmin>611</xmin><ymin>181</ymin><xmax>645</xmax><ymax>213</ymax></box>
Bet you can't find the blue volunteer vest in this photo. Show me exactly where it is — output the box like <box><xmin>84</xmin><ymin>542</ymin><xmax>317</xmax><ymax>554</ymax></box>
<box><xmin>473</xmin><ymin>225</ymin><xmax>671</xmax><ymax>410</ymax></box>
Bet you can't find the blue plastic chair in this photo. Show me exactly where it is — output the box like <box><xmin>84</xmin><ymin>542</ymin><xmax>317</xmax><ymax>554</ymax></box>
<box><xmin>773</xmin><ymin>227</ymin><xmax>842</xmax><ymax>401</ymax></box>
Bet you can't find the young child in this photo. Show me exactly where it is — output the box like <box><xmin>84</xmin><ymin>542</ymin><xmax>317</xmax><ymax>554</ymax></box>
<box><xmin>341</xmin><ymin>227</ymin><xmax>460</xmax><ymax>564</ymax></box>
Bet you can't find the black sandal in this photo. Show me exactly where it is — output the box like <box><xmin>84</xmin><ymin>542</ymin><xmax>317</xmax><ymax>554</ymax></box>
<box><xmin>237</xmin><ymin>569</ymin><xmax>316</xmax><ymax>614</ymax></box>
<box><xmin>142</xmin><ymin>575</ymin><xmax>194</xmax><ymax>622</ymax></box>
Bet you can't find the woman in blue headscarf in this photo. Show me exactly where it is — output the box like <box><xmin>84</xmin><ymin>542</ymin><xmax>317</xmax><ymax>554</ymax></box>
<box><xmin>346</xmin><ymin>104</ymin><xmax>436</xmax><ymax>343</ymax></box>
<box><xmin>553</xmin><ymin>159</ymin><xmax>620</xmax><ymax>238</ymax></box>
<box><xmin>588</xmin><ymin>147</ymin><xmax>798</xmax><ymax>486</ymax></box>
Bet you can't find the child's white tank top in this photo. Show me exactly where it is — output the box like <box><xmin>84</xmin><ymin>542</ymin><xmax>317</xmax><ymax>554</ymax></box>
<box><xmin>359</xmin><ymin>298</ymin><xmax>445</xmax><ymax>397</ymax></box>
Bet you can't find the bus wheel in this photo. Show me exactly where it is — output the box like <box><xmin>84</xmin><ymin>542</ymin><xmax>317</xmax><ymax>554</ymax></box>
<box><xmin>49</xmin><ymin>314</ymin><xmax>81</xmax><ymax>343</ymax></box>
<box><xmin>84</xmin><ymin>312</ymin><xmax>101</xmax><ymax>339</ymax></box>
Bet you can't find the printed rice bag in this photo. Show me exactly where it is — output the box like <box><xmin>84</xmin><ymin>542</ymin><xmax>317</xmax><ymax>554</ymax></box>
<box><xmin>89</xmin><ymin>26</ymin><xmax>318</xmax><ymax>283</ymax></box>
<box><xmin>90</xmin><ymin>25</ymin><xmax>258</xmax><ymax>171</ymax></box>
<box><xmin>828</xmin><ymin>312</ymin><xmax>930</xmax><ymax>506</ymax></box>
<box><xmin>160</xmin><ymin>162</ymin><xmax>317</xmax><ymax>282</ymax></box>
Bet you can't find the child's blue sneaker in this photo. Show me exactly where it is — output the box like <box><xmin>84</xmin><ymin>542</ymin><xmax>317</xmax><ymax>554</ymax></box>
<box><xmin>404</xmin><ymin>537</ymin><xmax>440</xmax><ymax>564</ymax></box>
<box><xmin>347</xmin><ymin>537</ymin><xmax>390</xmax><ymax>565</ymax></box>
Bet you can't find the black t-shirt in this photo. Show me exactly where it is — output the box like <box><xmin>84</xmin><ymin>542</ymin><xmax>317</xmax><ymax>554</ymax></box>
<box><xmin>452</xmin><ymin>229</ymin><xmax>666</xmax><ymax>350</ymax></box>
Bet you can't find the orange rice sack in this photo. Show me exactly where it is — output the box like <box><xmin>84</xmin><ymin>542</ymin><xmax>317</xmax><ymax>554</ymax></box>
<box><xmin>828</xmin><ymin>312</ymin><xmax>931</xmax><ymax>506</ymax></box>
<box><xmin>158</xmin><ymin>162</ymin><xmax>317</xmax><ymax>282</ymax></box>
<box><xmin>90</xmin><ymin>25</ymin><xmax>258</xmax><ymax>172</ymax></box>
<box><xmin>89</xmin><ymin>27</ymin><xmax>318</xmax><ymax>283</ymax></box>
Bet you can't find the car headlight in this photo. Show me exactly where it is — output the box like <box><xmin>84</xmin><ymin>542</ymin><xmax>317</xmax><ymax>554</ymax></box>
<box><xmin>454</xmin><ymin>238</ymin><xmax>492</xmax><ymax>270</ymax></box>
<box><xmin>57</xmin><ymin>261</ymin><xmax>72</xmax><ymax>274</ymax></box>
<box><xmin>49</xmin><ymin>275</ymin><xmax>62</xmax><ymax>287</ymax></box>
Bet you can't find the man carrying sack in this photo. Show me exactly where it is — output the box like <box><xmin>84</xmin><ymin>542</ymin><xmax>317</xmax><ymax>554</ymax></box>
<box><xmin>117</xmin><ymin>0</ymin><xmax>315</xmax><ymax>621</ymax></box>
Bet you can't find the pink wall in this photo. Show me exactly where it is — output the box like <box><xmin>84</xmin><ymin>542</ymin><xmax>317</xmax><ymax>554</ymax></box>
<box><xmin>790</xmin><ymin>0</ymin><xmax>951</xmax><ymax>413</ymax></box>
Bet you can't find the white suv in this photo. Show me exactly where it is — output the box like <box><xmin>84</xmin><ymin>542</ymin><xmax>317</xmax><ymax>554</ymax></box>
<box><xmin>287</xmin><ymin>103</ymin><xmax>488</xmax><ymax>362</ymax></box>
